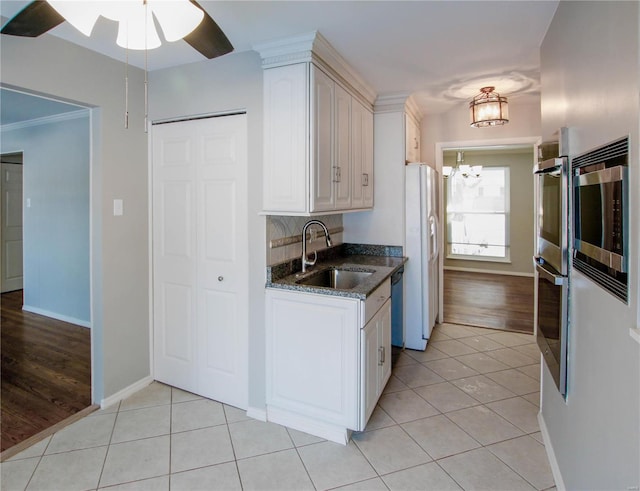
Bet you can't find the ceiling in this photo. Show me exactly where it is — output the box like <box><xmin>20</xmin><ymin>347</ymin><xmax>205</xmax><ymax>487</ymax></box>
<box><xmin>0</xmin><ymin>1</ymin><xmax>559</xmax><ymax>118</ymax></box>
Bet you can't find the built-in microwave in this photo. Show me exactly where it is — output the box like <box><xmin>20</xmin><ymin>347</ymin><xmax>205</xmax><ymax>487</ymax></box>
<box><xmin>572</xmin><ymin>136</ymin><xmax>629</xmax><ymax>302</ymax></box>
<box><xmin>574</xmin><ymin>165</ymin><xmax>628</xmax><ymax>272</ymax></box>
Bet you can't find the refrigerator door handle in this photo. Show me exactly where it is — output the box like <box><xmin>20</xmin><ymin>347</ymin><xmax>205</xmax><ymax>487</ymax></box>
<box><xmin>429</xmin><ymin>214</ymin><xmax>439</xmax><ymax>260</ymax></box>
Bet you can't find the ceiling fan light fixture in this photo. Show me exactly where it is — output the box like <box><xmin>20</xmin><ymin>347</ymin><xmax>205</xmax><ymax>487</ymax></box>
<box><xmin>46</xmin><ymin>0</ymin><xmax>101</xmax><ymax>36</ymax></box>
<box><xmin>114</xmin><ymin>2</ymin><xmax>161</xmax><ymax>50</ymax></box>
<box><xmin>151</xmin><ymin>0</ymin><xmax>204</xmax><ymax>42</ymax></box>
<box><xmin>469</xmin><ymin>86</ymin><xmax>509</xmax><ymax>127</ymax></box>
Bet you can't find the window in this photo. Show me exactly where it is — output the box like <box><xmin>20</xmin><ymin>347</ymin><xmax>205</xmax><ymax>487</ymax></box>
<box><xmin>446</xmin><ymin>166</ymin><xmax>510</xmax><ymax>261</ymax></box>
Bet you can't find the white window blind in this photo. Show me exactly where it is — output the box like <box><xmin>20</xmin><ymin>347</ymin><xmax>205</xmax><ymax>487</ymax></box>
<box><xmin>446</xmin><ymin>167</ymin><xmax>510</xmax><ymax>261</ymax></box>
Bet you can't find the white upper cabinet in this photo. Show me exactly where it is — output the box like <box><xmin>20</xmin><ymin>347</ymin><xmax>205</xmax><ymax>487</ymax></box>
<box><xmin>334</xmin><ymin>82</ymin><xmax>352</xmax><ymax>210</ymax></box>
<box><xmin>263</xmin><ymin>63</ymin><xmax>309</xmax><ymax>213</ymax></box>
<box><xmin>351</xmin><ymin>98</ymin><xmax>374</xmax><ymax>209</ymax></box>
<box><xmin>405</xmin><ymin>112</ymin><xmax>421</xmax><ymax>163</ymax></box>
<box><xmin>256</xmin><ymin>32</ymin><xmax>376</xmax><ymax>215</ymax></box>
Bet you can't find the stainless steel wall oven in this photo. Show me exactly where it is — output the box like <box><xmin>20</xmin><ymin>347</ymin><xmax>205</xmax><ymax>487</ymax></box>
<box><xmin>534</xmin><ymin>153</ymin><xmax>570</xmax><ymax>397</ymax></box>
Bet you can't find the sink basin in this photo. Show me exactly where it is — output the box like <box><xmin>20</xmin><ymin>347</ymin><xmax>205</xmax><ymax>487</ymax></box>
<box><xmin>296</xmin><ymin>268</ymin><xmax>374</xmax><ymax>290</ymax></box>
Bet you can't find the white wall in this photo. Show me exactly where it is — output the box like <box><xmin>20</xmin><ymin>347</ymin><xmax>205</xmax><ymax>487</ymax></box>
<box><xmin>422</xmin><ymin>98</ymin><xmax>542</xmax><ymax>163</ymax></box>
<box><xmin>344</xmin><ymin>111</ymin><xmax>405</xmax><ymax>246</ymax></box>
<box><xmin>1</xmin><ymin>34</ymin><xmax>150</xmax><ymax>401</ymax></box>
<box><xmin>148</xmin><ymin>51</ymin><xmax>267</xmax><ymax>411</ymax></box>
<box><xmin>1</xmin><ymin>113</ymin><xmax>91</xmax><ymax>325</ymax></box>
<box><xmin>540</xmin><ymin>2</ymin><xmax>640</xmax><ymax>489</ymax></box>
<box><xmin>345</xmin><ymin>97</ymin><xmax>541</xmax><ymax>255</ymax></box>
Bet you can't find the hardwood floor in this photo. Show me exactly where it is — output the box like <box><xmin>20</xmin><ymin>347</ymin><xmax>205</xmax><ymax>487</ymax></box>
<box><xmin>443</xmin><ymin>270</ymin><xmax>534</xmax><ymax>333</ymax></box>
<box><xmin>1</xmin><ymin>290</ymin><xmax>91</xmax><ymax>453</ymax></box>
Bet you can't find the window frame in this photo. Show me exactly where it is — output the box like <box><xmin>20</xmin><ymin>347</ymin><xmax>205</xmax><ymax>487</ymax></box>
<box><xmin>445</xmin><ymin>166</ymin><xmax>511</xmax><ymax>263</ymax></box>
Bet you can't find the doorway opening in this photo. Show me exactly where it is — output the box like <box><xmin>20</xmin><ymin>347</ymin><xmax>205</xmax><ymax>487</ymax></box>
<box><xmin>0</xmin><ymin>87</ymin><xmax>93</xmax><ymax>456</ymax></box>
<box><xmin>436</xmin><ymin>139</ymin><xmax>539</xmax><ymax>333</ymax></box>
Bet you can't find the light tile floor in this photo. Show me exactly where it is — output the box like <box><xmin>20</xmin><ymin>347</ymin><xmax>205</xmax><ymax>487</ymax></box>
<box><xmin>1</xmin><ymin>323</ymin><xmax>556</xmax><ymax>491</ymax></box>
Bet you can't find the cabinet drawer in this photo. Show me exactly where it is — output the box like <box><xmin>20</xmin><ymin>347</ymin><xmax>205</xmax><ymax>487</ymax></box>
<box><xmin>363</xmin><ymin>277</ymin><xmax>391</xmax><ymax>326</ymax></box>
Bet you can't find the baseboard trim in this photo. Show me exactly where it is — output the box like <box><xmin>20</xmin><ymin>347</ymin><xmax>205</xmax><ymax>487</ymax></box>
<box><xmin>22</xmin><ymin>304</ymin><xmax>91</xmax><ymax>328</ymax></box>
<box><xmin>0</xmin><ymin>404</ymin><xmax>99</xmax><ymax>462</ymax></box>
<box><xmin>538</xmin><ymin>411</ymin><xmax>566</xmax><ymax>491</ymax></box>
<box><xmin>247</xmin><ymin>406</ymin><xmax>267</xmax><ymax>422</ymax></box>
<box><xmin>266</xmin><ymin>406</ymin><xmax>349</xmax><ymax>445</ymax></box>
<box><xmin>100</xmin><ymin>376</ymin><xmax>154</xmax><ymax>409</ymax></box>
<box><xmin>444</xmin><ymin>266</ymin><xmax>534</xmax><ymax>278</ymax></box>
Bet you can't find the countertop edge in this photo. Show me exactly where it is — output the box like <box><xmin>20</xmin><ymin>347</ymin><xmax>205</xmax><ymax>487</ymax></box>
<box><xmin>265</xmin><ymin>255</ymin><xmax>407</xmax><ymax>299</ymax></box>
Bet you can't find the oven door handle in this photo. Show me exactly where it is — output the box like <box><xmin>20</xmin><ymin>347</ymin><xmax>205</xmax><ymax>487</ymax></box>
<box><xmin>534</xmin><ymin>258</ymin><xmax>567</xmax><ymax>286</ymax></box>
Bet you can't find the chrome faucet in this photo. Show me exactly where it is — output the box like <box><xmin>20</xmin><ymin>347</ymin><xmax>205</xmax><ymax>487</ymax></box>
<box><xmin>301</xmin><ymin>220</ymin><xmax>332</xmax><ymax>273</ymax></box>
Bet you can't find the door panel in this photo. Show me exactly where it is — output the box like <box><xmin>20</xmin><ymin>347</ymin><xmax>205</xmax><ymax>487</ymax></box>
<box><xmin>1</xmin><ymin>163</ymin><xmax>23</xmax><ymax>292</ymax></box>
<box><xmin>311</xmin><ymin>66</ymin><xmax>334</xmax><ymax>211</ymax></box>
<box><xmin>152</xmin><ymin>114</ymin><xmax>248</xmax><ymax>409</ymax></box>
<box><xmin>334</xmin><ymin>84</ymin><xmax>351</xmax><ymax>208</ymax></box>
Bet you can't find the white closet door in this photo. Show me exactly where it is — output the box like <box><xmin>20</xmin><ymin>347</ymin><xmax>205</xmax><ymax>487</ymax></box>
<box><xmin>195</xmin><ymin>115</ymin><xmax>248</xmax><ymax>409</ymax></box>
<box><xmin>1</xmin><ymin>163</ymin><xmax>23</xmax><ymax>293</ymax></box>
<box><xmin>152</xmin><ymin>114</ymin><xmax>248</xmax><ymax>409</ymax></box>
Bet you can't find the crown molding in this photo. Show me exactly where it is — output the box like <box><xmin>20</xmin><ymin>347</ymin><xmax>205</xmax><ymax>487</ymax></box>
<box><xmin>253</xmin><ymin>31</ymin><xmax>377</xmax><ymax>108</ymax></box>
<box><xmin>1</xmin><ymin>109</ymin><xmax>89</xmax><ymax>132</ymax></box>
<box><xmin>374</xmin><ymin>93</ymin><xmax>423</xmax><ymax>122</ymax></box>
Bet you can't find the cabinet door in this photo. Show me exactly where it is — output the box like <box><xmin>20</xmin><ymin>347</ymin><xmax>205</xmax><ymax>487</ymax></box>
<box><xmin>405</xmin><ymin>114</ymin><xmax>420</xmax><ymax>163</ymax></box>
<box><xmin>351</xmin><ymin>99</ymin><xmax>373</xmax><ymax>210</ymax></box>
<box><xmin>362</xmin><ymin>108</ymin><xmax>374</xmax><ymax>208</ymax></box>
<box><xmin>266</xmin><ymin>290</ymin><xmax>360</xmax><ymax>428</ymax></box>
<box><xmin>334</xmin><ymin>84</ymin><xmax>352</xmax><ymax>209</ymax></box>
<box><xmin>378</xmin><ymin>299</ymin><xmax>392</xmax><ymax>389</ymax></box>
<box><xmin>350</xmin><ymin>99</ymin><xmax>365</xmax><ymax>208</ymax></box>
<box><xmin>360</xmin><ymin>319</ymin><xmax>379</xmax><ymax>428</ymax></box>
<box><xmin>310</xmin><ymin>66</ymin><xmax>335</xmax><ymax>212</ymax></box>
<box><xmin>359</xmin><ymin>298</ymin><xmax>392</xmax><ymax>430</ymax></box>
<box><xmin>263</xmin><ymin>64</ymin><xmax>309</xmax><ymax>213</ymax></box>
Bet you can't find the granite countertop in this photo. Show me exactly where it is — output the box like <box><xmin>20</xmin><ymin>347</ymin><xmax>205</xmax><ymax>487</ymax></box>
<box><xmin>266</xmin><ymin>244</ymin><xmax>407</xmax><ymax>300</ymax></box>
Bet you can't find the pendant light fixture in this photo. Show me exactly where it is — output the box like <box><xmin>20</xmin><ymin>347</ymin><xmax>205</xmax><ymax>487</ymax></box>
<box><xmin>469</xmin><ymin>86</ymin><xmax>509</xmax><ymax>127</ymax></box>
<box><xmin>443</xmin><ymin>151</ymin><xmax>482</xmax><ymax>179</ymax></box>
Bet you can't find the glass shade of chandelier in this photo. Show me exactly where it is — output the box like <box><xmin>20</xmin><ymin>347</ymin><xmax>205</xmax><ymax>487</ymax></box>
<box><xmin>443</xmin><ymin>151</ymin><xmax>482</xmax><ymax>179</ymax></box>
<box><xmin>47</xmin><ymin>0</ymin><xmax>205</xmax><ymax>49</ymax></box>
<box><xmin>469</xmin><ymin>86</ymin><xmax>509</xmax><ymax>127</ymax></box>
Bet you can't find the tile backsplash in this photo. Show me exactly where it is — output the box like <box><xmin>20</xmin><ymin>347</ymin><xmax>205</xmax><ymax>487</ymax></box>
<box><xmin>266</xmin><ymin>215</ymin><xmax>343</xmax><ymax>266</ymax></box>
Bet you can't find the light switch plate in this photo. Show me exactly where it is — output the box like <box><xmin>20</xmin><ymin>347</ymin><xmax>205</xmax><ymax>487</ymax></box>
<box><xmin>113</xmin><ymin>199</ymin><xmax>124</xmax><ymax>216</ymax></box>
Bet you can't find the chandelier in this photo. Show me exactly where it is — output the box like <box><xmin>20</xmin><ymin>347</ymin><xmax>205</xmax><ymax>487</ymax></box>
<box><xmin>443</xmin><ymin>151</ymin><xmax>482</xmax><ymax>179</ymax></box>
<box><xmin>469</xmin><ymin>87</ymin><xmax>509</xmax><ymax>127</ymax></box>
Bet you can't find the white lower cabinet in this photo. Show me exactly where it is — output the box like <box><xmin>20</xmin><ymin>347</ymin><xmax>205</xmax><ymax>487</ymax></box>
<box><xmin>265</xmin><ymin>279</ymin><xmax>391</xmax><ymax>444</ymax></box>
<box><xmin>360</xmin><ymin>298</ymin><xmax>392</xmax><ymax>427</ymax></box>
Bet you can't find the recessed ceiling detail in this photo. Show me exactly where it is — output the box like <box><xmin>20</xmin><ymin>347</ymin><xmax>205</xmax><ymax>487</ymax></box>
<box><xmin>443</xmin><ymin>71</ymin><xmax>539</xmax><ymax>101</ymax></box>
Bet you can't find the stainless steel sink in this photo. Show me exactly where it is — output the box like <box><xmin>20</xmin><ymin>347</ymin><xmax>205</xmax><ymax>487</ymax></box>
<box><xmin>296</xmin><ymin>268</ymin><xmax>374</xmax><ymax>290</ymax></box>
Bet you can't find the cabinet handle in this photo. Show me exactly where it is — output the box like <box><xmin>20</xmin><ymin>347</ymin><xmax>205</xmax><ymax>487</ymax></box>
<box><xmin>378</xmin><ymin>346</ymin><xmax>385</xmax><ymax>366</ymax></box>
<box><xmin>218</xmin><ymin>276</ymin><xmax>224</xmax><ymax>282</ymax></box>
<box><xmin>362</xmin><ymin>173</ymin><xmax>369</xmax><ymax>186</ymax></box>
<box><xmin>332</xmin><ymin>166</ymin><xmax>340</xmax><ymax>183</ymax></box>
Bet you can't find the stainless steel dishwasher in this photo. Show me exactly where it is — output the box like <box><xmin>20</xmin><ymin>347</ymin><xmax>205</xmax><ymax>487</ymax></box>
<box><xmin>390</xmin><ymin>266</ymin><xmax>404</xmax><ymax>365</ymax></box>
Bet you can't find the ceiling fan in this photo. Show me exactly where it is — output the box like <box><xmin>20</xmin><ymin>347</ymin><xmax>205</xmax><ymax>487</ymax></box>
<box><xmin>0</xmin><ymin>0</ymin><xmax>234</xmax><ymax>60</ymax></box>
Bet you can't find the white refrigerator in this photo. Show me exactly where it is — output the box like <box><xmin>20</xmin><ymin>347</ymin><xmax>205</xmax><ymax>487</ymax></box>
<box><xmin>404</xmin><ymin>164</ymin><xmax>439</xmax><ymax>351</ymax></box>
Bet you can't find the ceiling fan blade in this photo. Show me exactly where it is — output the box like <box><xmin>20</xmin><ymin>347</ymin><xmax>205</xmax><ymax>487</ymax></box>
<box><xmin>1</xmin><ymin>1</ymin><xmax>64</xmax><ymax>37</ymax></box>
<box><xmin>184</xmin><ymin>0</ymin><xmax>233</xmax><ymax>59</ymax></box>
